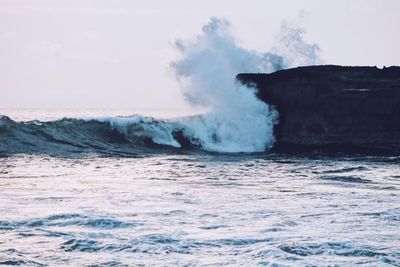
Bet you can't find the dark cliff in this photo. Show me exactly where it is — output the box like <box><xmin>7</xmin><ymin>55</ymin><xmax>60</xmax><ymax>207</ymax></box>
<box><xmin>237</xmin><ymin>65</ymin><xmax>400</xmax><ymax>154</ymax></box>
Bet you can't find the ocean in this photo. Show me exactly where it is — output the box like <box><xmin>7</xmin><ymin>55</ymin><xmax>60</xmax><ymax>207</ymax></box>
<box><xmin>0</xmin><ymin>109</ymin><xmax>399</xmax><ymax>266</ymax></box>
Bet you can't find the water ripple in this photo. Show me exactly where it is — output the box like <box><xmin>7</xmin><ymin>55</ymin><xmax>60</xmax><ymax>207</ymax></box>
<box><xmin>1</xmin><ymin>155</ymin><xmax>399</xmax><ymax>266</ymax></box>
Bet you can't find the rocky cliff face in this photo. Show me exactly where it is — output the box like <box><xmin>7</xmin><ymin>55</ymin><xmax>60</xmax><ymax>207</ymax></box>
<box><xmin>237</xmin><ymin>65</ymin><xmax>400</xmax><ymax>154</ymax></box>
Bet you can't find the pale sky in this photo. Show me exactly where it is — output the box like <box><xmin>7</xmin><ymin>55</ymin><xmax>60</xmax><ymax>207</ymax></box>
<box><xmin>1</xmin><ymin>0</ymin><xmax>399</xmax><ymax>109</ymax></box>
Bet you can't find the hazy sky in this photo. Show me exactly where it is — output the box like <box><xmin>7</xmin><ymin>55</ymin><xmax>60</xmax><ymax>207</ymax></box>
<box><xmin>1</xmin><ymin>0</ymin><xmax>399</xmax><ymax>109</ymax></box>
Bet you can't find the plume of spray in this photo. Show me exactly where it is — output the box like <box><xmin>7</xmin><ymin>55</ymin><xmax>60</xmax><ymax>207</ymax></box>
<box><xmin>170</xmin><ymin>17</ymin><xmax>320</xmax><ymax>153</ymax></box>
<box><xmin>273</xmin><ymin>20</ymin><xmax>321</xmax><ymax>67</ymax></box>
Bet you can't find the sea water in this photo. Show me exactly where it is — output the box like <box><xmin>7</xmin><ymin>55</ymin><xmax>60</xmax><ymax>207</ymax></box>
<box><xmin>0</xmin><ymin>109</ymin><xmax>399</xmax><ymax>266</ymax></box>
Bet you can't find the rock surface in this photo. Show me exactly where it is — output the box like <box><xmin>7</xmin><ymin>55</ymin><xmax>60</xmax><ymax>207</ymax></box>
<box><xmin>237</xmin><ymin>65</ymin><xmax>400</xmax><ymax>154</ymax></box>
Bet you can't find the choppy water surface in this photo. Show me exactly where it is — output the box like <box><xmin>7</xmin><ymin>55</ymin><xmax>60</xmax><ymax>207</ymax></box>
<box><xmin>1</xmin><ymin>154</ymin><xmax>399</xmax><ymax>266</ymax></box>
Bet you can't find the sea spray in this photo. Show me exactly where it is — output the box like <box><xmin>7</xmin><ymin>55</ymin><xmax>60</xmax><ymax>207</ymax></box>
<box><xmin>170</xmin><ymin>18</ymin><xmax>320</xmax><ymax>152</ymax></box>
<box><xmin>273</xmin><ymin>20</ymin><xmax>321</xmax><ymax>67</ymax></box>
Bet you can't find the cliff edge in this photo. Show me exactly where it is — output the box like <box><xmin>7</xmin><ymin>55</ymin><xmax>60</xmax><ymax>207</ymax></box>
<box><xmin>237</xmin><ymin>65</ymin><xmax>400</xmax><ymax>154</ymax></box>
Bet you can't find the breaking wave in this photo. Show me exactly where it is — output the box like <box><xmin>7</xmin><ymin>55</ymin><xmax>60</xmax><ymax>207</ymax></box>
<box><xmin>0</xmin><ymin>113</ymin><xmax>275</xmax><ymax>155</ymax></box>
<box><xmin>0</xmin><ymin>18</ymin><xmax>320</xmax><ymax>155</ymax></box>
<box><xmin>0</xmin><ymin>115</ymin><xmax>182</xmax><ymax>156</ymax></box>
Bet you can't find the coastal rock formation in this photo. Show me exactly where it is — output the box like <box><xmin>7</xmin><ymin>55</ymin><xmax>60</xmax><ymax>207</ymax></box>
<box><xmin>237</xmin><ymin>65</ymin><xmax>400</xmax><ymax>154</ymax></box>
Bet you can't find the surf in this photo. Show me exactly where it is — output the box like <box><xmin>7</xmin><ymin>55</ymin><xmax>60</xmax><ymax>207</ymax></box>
<box><xmin>0</xmin><ymin>18</ymin><xmax>320</xmax><ymax>155</ymax></box>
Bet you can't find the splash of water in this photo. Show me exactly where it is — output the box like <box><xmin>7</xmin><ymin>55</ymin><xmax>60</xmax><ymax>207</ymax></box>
<box><xmin>170</xmin><ymin>18</ymin><xmax>320</xmax><ymax>152</ymax></box>
<box><xmin>0</xmin><ymin>18</ymin><xmax>321</xmax><ymax>155</ymax></box>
